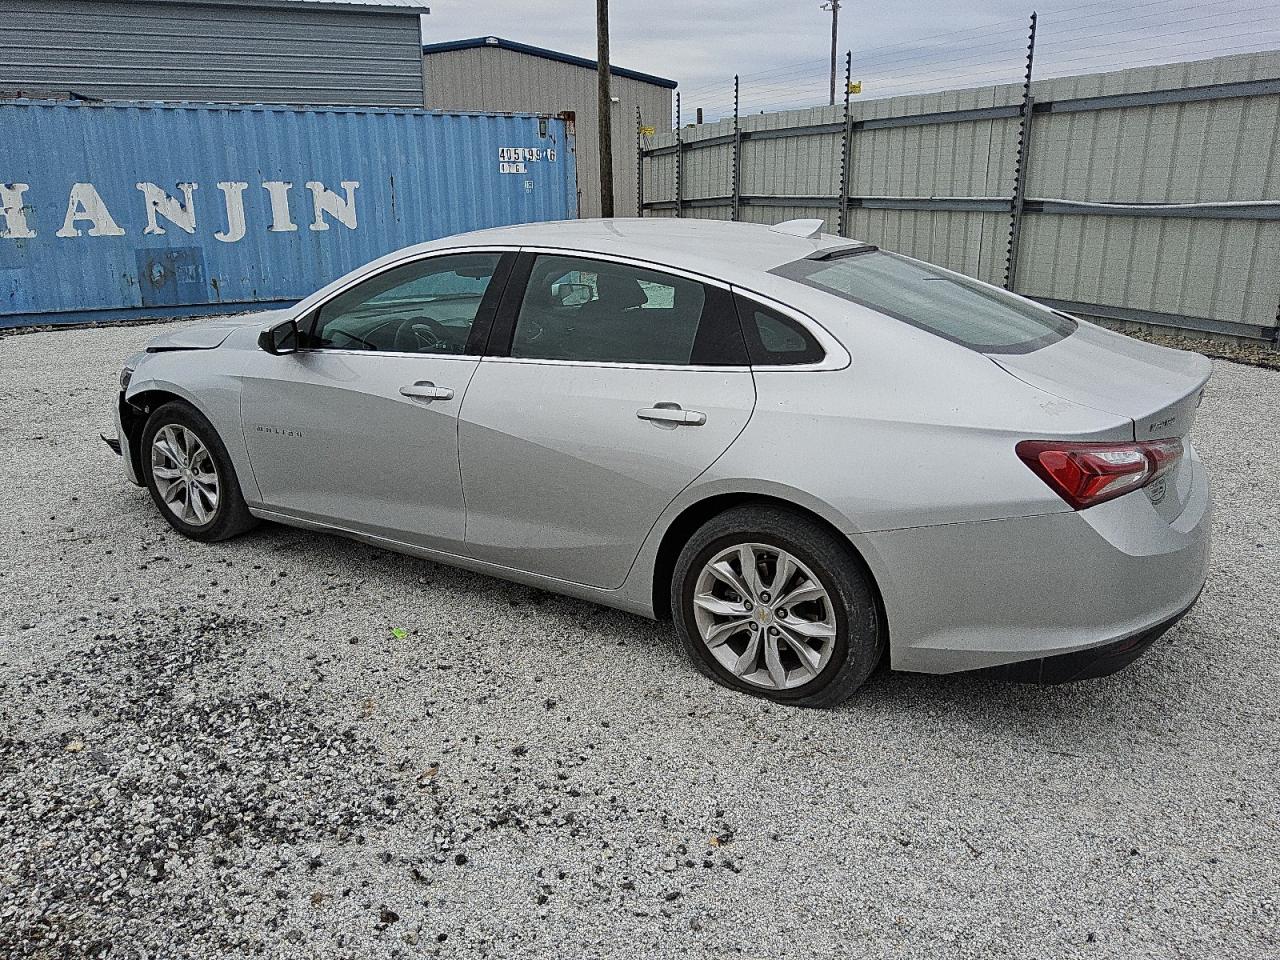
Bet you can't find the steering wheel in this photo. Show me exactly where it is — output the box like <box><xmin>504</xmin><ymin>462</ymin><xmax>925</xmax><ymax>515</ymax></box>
<box><xmin>408</xmin><ymin>315</ymin><xmax>452</xmax><ymax>351</ymax></box>
<box><xmin>519</xmin><ymin>317</ymin><xmax>545</xmax><ymax>343</ymax></box>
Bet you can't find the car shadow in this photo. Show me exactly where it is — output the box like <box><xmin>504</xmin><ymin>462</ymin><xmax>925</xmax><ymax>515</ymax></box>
<box><xmin>202</xmin><ymin>518</ymin><xmax>1186</xmax><ymax>743</ymax></box>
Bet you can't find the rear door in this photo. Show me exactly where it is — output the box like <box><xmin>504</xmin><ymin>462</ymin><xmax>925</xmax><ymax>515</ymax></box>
<box><xmin>240</xmin><ymin>250</ymin><xmax>512</xmax><ymax>551</ymax></box>
<box><xmin>458</xmin><ymin>251</ymin><xmax>757</xmax><ymax>589</ymax></box>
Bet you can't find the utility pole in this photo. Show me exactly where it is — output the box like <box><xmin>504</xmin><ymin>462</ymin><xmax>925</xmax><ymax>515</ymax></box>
<box><xmin>596</xmin><ymin>0</ymin><xmax>615</xmax><ymax>217</ymax></box>
<box><xmin>821</xmin><ymin>0</ymin><xmax>841</xmax><ymax>105</ymax></box>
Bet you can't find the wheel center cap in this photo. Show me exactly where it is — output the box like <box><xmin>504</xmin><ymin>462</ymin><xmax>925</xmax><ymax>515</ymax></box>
<box><xmin>755</xmin><ymin>607</ymin><xmax>772</xmax><ymax>623</ymax></box>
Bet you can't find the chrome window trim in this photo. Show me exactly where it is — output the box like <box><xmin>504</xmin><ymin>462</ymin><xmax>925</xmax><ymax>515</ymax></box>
<box><xmin>293</xmin><ymin>348</ymin><xmax>483</xmax><ymax>361</ymax></box>
<box><xmin>479</xmin><ymin>356</ymin><xmax>752</xmax><ymax>373</ymax></box>
<box><xmin>514</xmin><ymin>245</ymin><xmax>736</xmax><ymax>292</ymax></box>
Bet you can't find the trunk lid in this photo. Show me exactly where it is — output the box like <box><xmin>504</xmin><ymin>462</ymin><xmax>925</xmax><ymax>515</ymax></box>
<box><xmin>990</xmin><ymin>320</ymin><xmax>1211</xmax><ymax>520</ymax></box>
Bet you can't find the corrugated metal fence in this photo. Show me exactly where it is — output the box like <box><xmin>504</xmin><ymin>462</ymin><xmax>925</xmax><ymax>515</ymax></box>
<box><xmin>640</xmin><ymin>50</ymin><xmax>1280</xmax><ymax>344</ymax></box>
<box><xmin>0</xmin><ymin>99</ymin><xmax>577</xmax><ymax>327</ymax></box>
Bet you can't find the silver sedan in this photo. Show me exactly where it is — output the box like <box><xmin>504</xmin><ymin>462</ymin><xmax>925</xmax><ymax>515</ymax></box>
<box><xmin>108</xmin><ymin>218</ymin><xmax>1212</xmax><ymax>706</ymax></box>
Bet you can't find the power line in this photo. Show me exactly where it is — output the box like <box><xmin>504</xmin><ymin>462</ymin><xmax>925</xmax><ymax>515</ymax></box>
<box><xmin>680</xmin><ymin>0</ymin><xmax>1270</xmax><ymax>91</ymax></box>
<box><xmin>677</xmin><ymin>0</ymin><xmax>1280</xmax><ymax>122</ymax></box>
<box><xmin>1042</xmin><ymin>0</ymin><xmax>1267</xmax><ymax>38</ymax></box>
<box><xmin>1039</xmin><ymin>0</ymin><xmax>1266</xmax><ymax>30</ymax></box>
<box><xmin>1041</xmin><ymin>25</ymin><xmax>1280</xmax><ymax>66</ymax></box>
<box><xmin>834</xmin><ymin>0</ymin><xmax>1222</xmax><ymax>62</ymax></box>
<box><xmin>679</xmin><ymin>1</ymin><xmax>1041</xmax><ymax>94</ymax></box>
<box><xmin>679</xmin><ymin>60</ymin><xmax>828</xmax><ymax>97</ymax></box>
<box><xmin>854</xmin><ymin>17</ymin><xmax>1277</xmax><ymax>84</ymax></box>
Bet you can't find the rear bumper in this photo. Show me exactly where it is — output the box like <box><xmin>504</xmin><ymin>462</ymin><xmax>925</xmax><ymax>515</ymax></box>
<box><xmin>971</xmin><ymin>589</ymin><xmax>1201</xmax><ymax>683</ymax></box>
<box><xmin>861</xmin><ymin>447</ymin><xmax>1211</xmax><ymax>676</ymax></box>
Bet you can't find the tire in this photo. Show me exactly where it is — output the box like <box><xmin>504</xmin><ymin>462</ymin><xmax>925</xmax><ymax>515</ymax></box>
<box><xmin>671</xmin><ymin>505</ymin><xmax>884</xmax><ymax>708</ymax></box>
<box><xmin>141</xmin><ymin>400</ymin><xmax>257</xmax><ymax>542</ymax></box>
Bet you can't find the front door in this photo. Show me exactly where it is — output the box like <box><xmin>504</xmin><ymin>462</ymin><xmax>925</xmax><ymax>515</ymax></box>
<box><xmin>241</xmin><ymin>250</ymin><xmax>511</xmax><ymax>551</ymax></box>
<box><xmin>458</xmin><ymin>252</ymin><xmax>757</xmax><ymax>588</ymax></box>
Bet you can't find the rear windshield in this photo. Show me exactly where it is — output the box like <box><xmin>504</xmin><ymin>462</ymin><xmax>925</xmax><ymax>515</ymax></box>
<box><xmin>771</xmin><ymin>250</ymin><xmax>1076</xmax><ymax>354</ymax></box>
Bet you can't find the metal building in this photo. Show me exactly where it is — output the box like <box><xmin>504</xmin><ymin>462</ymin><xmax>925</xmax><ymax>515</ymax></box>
<box><xmin>423</xmin><ymin>36</ymin><xmax>676</xmax><ymax>218</ymax></box>
<box><xmin>2</xmin><ymin>0</ymin><xmax>431</xmax><ymax>106</ymax></box>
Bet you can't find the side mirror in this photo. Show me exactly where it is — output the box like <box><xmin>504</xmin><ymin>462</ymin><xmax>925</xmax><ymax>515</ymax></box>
<box><xmin>258</xmin><ymin>319</ymin><xmax>300</xmax><ymax>355</ymax></box>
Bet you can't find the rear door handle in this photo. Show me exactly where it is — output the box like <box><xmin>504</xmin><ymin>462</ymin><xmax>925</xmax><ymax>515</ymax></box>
<box><xmin>637</xmin><ymin>404</ymin><xmax>706</xmax><ymax>427</ymax></box>
<box><xmin>399</xmin><ymin>381</ymin><xmax>455</xmax><ymax>402</ymax></box>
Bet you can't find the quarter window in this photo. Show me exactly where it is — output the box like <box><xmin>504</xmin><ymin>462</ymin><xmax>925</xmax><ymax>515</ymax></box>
<box><xmin>509</xmin><ymin>255</ymin><xmax>746</xmax><ymax>366</ymax></box>
<box><xmin>310</xmin><ymin>253</ymin><xmax>502</xmax><ymax>355</ymax></box>
<box><xmin>735</xmin><ymin>295</ymin><xmax>825</xmax><ymax>366</ymax></box>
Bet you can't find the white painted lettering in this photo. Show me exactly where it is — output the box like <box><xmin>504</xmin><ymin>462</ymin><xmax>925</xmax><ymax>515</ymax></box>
<box><xmin>262</xmin><ymin>181</ymin><xmax>297</xmax><ymax>232</ymax></box>
<box><xmin>214</xmin><ymin>181</ymin><xmax>248</xmax><ymax>243</ymax></box>
<box><xmin>56</xmin><ymin>183</ymin><xmax>125</xmax><ymax>238</ymax></box>
<box><xmin>305</xmin><ymin>181</ymin><xmax>359</xmax><ymax>232</ymax></box>
<box><xmin>0</xmin><ymin>183</ymin><xmax>37</xmax><ymax>239</ymax></box>
<box><xmin>136</xmin><ymin>182</ymin><xmax>197</xmax><ymax>235</ymax></box>
<box><xmin>5</xmin><ymin>177</ymin><xmax>366</xmax><ymax>242</ymax></box>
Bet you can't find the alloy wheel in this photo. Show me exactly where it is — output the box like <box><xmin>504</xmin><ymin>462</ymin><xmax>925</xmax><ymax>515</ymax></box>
<box><xmin>692</xmin><ymin>542</ymin><xmax>837</xmax><ymax>691</ymax></box>
<box><xmin>150</xmin><ymin>424</ymin><xmax>220</xmax><ymax>527</ymax></box>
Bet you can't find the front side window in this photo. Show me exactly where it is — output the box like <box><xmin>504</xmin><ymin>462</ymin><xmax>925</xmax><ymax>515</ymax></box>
<box><xmin>772</xmin><ymin>250</ymin><xmax>1075</xmax><ymax>354</ymax></box>
<box><xmin>509</xmin><ymin>255</ymin><xmax>745</xmax><ymax>365</ymax></box>
<box><xmin>311</xmin><ymin>253</ymin><xmax>502</xmax><ymax>355</ymax></box>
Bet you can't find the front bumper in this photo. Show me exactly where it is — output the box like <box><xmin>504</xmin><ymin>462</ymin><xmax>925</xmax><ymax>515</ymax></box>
<box><xmin>861</xmin><ymin>448</ymin><xmax>1211</xmax><ymax>676</ymax></box>
<box><xmin>112</xmin><ymin>391</ymin><xmax>143</xmax><ymax>486</ymax></box>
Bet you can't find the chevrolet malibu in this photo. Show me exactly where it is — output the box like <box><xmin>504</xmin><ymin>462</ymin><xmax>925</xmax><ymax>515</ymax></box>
<box><xmin>107</xmin><ymin>218</ymin><xmax>1211</xmax><ymax>706</ymax></box>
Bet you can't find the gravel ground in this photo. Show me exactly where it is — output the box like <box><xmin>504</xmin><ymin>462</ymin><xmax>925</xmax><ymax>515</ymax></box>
<box><xmin>1118</xmin><ymin>328</ymin><xmax>1280</xmax><ymax>372</ymax></box>
<box><xmin>1</xmin><ymin>321</ymin><xmax>1277</xmax><ymax>960</ymax></box>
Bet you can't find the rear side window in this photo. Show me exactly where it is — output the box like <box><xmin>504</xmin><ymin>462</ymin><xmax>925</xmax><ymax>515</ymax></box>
<box><xmin>735</xmin><ymin>295</ymin><xmax>825</xmax><ymax>365</ymax></box>
<box><xmin>509</xmin><ymin>254</ymin><xmax>747</xmax><ymax>365</ymax></box>
<box><xmin>771</xmin><ymin>250</ymin><xmax>1075</xmax><ymax>354</ymax></box>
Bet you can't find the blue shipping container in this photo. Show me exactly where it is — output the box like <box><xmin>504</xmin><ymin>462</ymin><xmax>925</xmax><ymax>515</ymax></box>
<box><xmin>0</xmin><ymin>99</ymin><xmax>578</xmax><ymax>327</ymax></box>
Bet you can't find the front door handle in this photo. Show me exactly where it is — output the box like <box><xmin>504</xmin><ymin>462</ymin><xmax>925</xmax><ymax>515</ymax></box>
<box><xmin>637</xmin><ymin>404</ymin><xmax>706</xmax><ymax>427</ymax></box>
<box><xmin>399</xmin><ymin>381</ymin><xmax>455</xmax><ymax>402</ymax></box>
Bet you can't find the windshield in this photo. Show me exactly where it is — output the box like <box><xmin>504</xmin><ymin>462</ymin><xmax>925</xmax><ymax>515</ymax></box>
<box><xmin>771</xmin><ymin>250</ymin><xmax>1076</xmax><ymax>354</ymax></box>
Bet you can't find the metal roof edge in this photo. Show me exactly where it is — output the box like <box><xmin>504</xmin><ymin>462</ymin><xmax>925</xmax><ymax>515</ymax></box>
<box><xmin>422</xmin><ymin>36</ymin><xmax>678</xmax><ymax>89</ymax></box>
<box><xmin>124</xmin><ymin>0</ymin><xmax>432</xmax><ymax>17</ymax></box>
<box><xmin>0</xmin><ymin>97</ymin><xmax>569</xmax><ymax>121</ymax></box>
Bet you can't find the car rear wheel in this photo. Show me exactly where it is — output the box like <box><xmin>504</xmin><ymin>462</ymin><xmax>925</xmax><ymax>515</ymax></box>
<box><xmin>141</xmin><ymin>401</ymin><xmax>257</xmax><ymax>542</ymax></box>
<box><xmin>671</xmin><ymin>505</ymin><xmax>884</xmax><ymax>707</ymax></box>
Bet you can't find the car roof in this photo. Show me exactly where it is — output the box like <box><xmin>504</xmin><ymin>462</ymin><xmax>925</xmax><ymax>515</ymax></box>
<box><xmin>290</xmin><ymin>218</ymin><xmax>877</xmax><ymax>325</ymax></box>
<box><xmin>421</xmin><ymin>218</ymin><xmax>856</xmax><ymax>283</ymax></box>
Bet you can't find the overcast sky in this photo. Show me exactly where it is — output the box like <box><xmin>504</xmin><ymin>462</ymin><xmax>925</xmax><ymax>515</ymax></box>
<box><xmin>422</xmin><ymin>0</ymin><xmax>1280</xmax><ymax>118</ymax></box>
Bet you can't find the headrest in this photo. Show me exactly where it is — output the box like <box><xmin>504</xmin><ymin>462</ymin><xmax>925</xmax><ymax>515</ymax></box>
<box><xmin>592</xmin><ymin>272</ymin><xmax>648</xmax><ymax>310</ymax></box>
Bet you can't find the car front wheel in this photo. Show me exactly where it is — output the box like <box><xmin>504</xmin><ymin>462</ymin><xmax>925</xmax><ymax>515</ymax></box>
<box><xmin>141</xmin><ymin>401</ymin><xmax>257</xmax><ymax>542</ymax></box>
<box><xmin>671</xmin><ymin>505</ymin><xmax>884</xmax><ymax>707</ymax></box>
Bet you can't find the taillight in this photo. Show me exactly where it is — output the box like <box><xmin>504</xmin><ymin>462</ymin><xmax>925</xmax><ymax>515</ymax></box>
<box><xmin>1016</xmin><ymin>438</ymin><xmax>1183</xmax><ymax>510</ymax></box>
